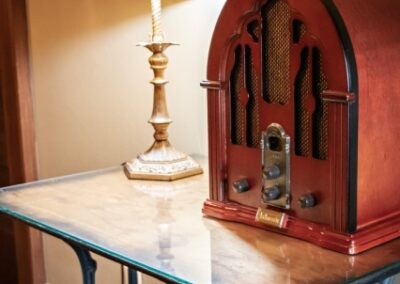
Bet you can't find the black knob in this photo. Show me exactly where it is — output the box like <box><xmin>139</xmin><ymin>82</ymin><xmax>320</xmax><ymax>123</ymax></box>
<box><xmin>233</xmin><ymin>179</ymin><xmax>250</xmax><ymax>193</ymax></box>
<box><xmin>264</xmin><ymin>165</ymin><xmax>281</xmax><ymax>179</ymax></box>
<box><xmin>262</xmin><ymin>186</ymin><xmax>281</xmax><ymax>201</ymax></box>
<box><xmin>299</xmin><ymin>194</ymin><xmax>316</xmax><ymax>208</ymax></box>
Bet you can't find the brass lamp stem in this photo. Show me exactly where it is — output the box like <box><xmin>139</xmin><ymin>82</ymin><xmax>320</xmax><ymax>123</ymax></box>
<box><xmin>149</xmin><ymin>43</ymin><xmax>172</xmax><ymax>143</ymax></box>
<box><xmin>124</xmin><ymin>40</ymin><xmax>203</xmax><ymax>181</ymax></box>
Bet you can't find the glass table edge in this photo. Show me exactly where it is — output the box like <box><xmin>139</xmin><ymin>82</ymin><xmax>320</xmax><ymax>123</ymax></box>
<box><xmin>0</xmin><ymin>204</ymin><xmax>192</xmax><ymax>284</ymax></box>
<box><xmin>0</xmin><ymin>166</ymin><xmax>122</xmax><ymax>193</ymax></box>
<box><xmin>345</xmin><ymin>260</ymin><xmax>400</xmax><ymax>284</ymax></box>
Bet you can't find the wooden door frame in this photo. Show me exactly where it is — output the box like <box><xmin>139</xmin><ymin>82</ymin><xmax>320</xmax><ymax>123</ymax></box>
<box><xmin>0</xmin><ymin>0</ymin><xmax>46</xmax><ymax>283</ymax></box>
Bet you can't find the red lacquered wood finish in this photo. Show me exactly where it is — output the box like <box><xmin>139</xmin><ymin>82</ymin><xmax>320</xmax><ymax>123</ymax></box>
<box><xmin>202</xmin><ymin>0</ymin><xmax>400</xmax><ymax>254</ymax></box>
<box><xmin>333</xmin><ymin>0</ymin><xmax>400</xmax><ymax>230</ymax></box>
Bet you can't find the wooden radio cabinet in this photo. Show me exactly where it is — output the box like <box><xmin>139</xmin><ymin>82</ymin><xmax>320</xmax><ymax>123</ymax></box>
<box><xmin>201</xmin><ymin>0</ymin><xmax>400</xmax><ymax>254</ymax></box>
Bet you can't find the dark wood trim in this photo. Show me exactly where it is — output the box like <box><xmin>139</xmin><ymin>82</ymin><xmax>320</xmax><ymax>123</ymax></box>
<box><xmin>0</xmin><ymin>0</ymin><xmax>46</xmax><ymax>283</ymax></box>
<box><xmin>0</xmin><ymin>214</ymin><xmax>19</xmax><ymax>283</ymax></box>
<box><xmin>13</xmin><ymin>222</ymin><xmax>46</xmax><ymax>284</ymax></box>
<box><xmin>0</xmin><ymin>0</ymin><xmax>37</xmax><ymax>183</ymax></box>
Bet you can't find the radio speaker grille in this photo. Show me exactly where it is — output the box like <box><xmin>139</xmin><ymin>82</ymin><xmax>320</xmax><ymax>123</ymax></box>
<box><xmin>230</xmin><ymin>45</ymin><xmax>260</xmax><ymax>148</ymax></box>
<box><xmin>262</xmin><ymin>0</ymin><xmax>291</xmax><ymax>105</ymax></box>
<box><xmin>294</xmin><ymin>47</ymin><xmax>329</xmax><ymax>160</ymax></box>
<box><xmin>229</xmin><ymin>2</ymin><xmax>328</xmax><ymax>159</ymax></box>
<box><xmin>295</xmin><ymin>48</ymin><xmax>312</xmax><ymax>157</ymax></box>
<box><xmin>230</xmin><ymin>45</ymin><xmax>246</xmax><ymax>146</ymax></box>
<box><xmin>312</xmin><ymin>48</ymin><xmax>328</xmax><ymax>160</ymax></box>
<box><xmin>245</xmin><ymin>45</ymin><xmax>260</xmax><ymax>147</ymax></box>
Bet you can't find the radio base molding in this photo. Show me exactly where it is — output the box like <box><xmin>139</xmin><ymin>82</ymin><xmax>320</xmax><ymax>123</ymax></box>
<box><xmin>203</xmin><ymin>200</ymin><xmax>400</xmax><ymax>255</ymax></box>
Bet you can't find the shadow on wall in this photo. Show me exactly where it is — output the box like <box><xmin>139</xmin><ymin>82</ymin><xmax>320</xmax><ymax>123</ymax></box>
<box><xmin>28</xmin><ymin>0</ymin><xmax>188</xmax><ymax>49</ymax></box>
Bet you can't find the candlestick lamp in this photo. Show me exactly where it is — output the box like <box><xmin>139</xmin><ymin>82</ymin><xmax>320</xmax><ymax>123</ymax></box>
<box><xmin>124</xmin><ymin>0</ymin><xmax>202</xmax><ymax>181</ymax></box>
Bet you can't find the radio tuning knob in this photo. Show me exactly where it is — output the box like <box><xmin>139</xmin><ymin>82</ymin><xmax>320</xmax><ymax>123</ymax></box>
<box><xmin>233</xmin><ymin>179</ymin><xmax>250</xmax><ymax>193</ymax></box>
<box><xmin>263</xmin><ymin>186</ymin><xmax>281</xmax><ymax>201</ymax></box>
<box><xmin>299</xmin><ymin>194</ymin><xmax>316</xmax><ymax>208</ymax></box>
<box><xmin>264</xmin><ymin>165</ymin><xmax>281</xmax><ymax>179</ymax></box>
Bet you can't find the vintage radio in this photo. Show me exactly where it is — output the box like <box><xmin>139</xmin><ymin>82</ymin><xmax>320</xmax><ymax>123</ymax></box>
<box><xmin>201</xmin><ymin>0</ymin><xmax>400</xmax><ymax>254</ymax></box>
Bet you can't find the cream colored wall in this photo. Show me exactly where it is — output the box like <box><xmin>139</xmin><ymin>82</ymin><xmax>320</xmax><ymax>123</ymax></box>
<box><xmin>26</xmin><ymin>0</ymin><xmax>225</xmax><ymax>283</ymax></box>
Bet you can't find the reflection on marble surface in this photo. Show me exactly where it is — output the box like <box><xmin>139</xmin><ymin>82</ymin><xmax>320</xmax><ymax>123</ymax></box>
<box><xmin>0</xmin><ymin>158</ymin><xmax>399</xmax><ymax>283</ymax></box>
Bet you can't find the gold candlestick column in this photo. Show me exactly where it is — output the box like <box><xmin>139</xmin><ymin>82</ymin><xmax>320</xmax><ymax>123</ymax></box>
<box><xmin>124</xmin><ymin>41</ymin><xmax>203</xmax><ymax>181</ymax></box>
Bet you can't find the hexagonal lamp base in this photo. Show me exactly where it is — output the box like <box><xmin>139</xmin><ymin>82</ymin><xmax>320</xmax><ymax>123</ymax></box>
<box><xmin>124</xmin><ymin>155</ymin><xmax>203</xmax><ymax>181</ymax></box>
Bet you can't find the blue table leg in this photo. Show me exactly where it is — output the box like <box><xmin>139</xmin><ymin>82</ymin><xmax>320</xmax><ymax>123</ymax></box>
<box><xmin>379</xmin><ymin>276</ymin><xmax>396</xmax><ymax>284</ymax></box>
<box><xmin>67</xmin><ymin>242</ymin><xmax>97</xmax><ymax>284</ymax></box>
<box><xmin>128</xmin><ymin>268</ymin><xmax>139</xmax><ymax>284</ymax></box>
